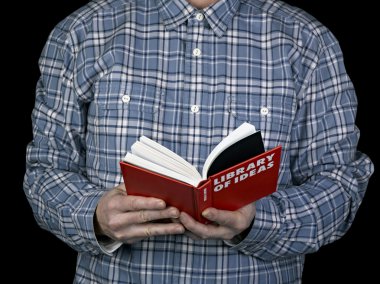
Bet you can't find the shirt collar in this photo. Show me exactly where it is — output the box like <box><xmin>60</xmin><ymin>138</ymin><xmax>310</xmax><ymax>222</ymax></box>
<box><xmin>156</xmin><ymin>0</ymin><xmax>241</xmax><ymax>37</ymax></box>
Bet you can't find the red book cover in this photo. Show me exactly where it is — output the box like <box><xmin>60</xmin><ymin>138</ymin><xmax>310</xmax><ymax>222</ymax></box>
<box><xmin>120</xmin><ymin>146</ymin><xmax>281</xmax><ymax>224</ymax></box>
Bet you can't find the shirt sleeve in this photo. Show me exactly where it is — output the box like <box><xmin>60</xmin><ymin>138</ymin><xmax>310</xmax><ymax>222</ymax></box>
<box><xmin>23</xmin><ymin>25</ymin><xmax>116</xmax><ymax>255</ymax></box>
<box><xmin>228</xmin><ymin>34</ymin><xmax>374</xmax><ymax>260</ymax></box>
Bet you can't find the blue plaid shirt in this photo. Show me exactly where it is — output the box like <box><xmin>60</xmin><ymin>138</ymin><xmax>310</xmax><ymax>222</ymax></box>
<box><xmin>24</xmin><ymin>0</ymin><xmax>373</xmax><ymax>282</ymax></box>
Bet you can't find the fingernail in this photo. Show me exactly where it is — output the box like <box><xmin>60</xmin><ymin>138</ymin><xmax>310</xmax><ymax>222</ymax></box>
<box><xmin>176</xmin><ymin>225</ymin><xmax>185</xmax><ymax>234</ymax></box>
<box><xmin>202</xmin><ymin>210</ymin><xmax>210</xmax><ymax>218</ymax></box>
<box><xmin>169</xmin><ymin>208</ymin><xmax>179</xmax><ymax>218</ymax></box>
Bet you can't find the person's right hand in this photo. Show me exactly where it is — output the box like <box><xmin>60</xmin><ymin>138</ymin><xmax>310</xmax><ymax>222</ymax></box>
<box><xmin>94</xmin><ymin>184</ymin><xmax>185</xmax><ymax>244</ymax></box>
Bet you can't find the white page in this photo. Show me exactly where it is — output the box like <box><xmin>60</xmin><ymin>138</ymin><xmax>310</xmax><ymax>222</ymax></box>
<box><xmin>123</xmin><ymin>152</ymin><xmax>202</xmax><ymax>187</ymax></box>
<box><xmin>131</xmin><ymin>141</ymin><xmax>201</xmax><ymax>180</ymax></box>
<box><xmin>201</xmin><ymin>122</ymin><xmax>257</xmax><ymax>179</ymax></box>
<box><xmin>139</xmin><ymin>136</ymin><xmax>200</xmax><ymax>177</ymax></box>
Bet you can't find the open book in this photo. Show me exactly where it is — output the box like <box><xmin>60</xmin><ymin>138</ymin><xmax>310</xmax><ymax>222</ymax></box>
<box><xmin>120</xmin><ymin>123</ymin><xmax>281</xmax><ymax>223</ymax></box>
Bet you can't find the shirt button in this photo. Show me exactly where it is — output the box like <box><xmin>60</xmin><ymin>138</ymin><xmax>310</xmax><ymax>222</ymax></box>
<box><xmin>260</xmin><ymin>107</ymin><xmax>269</xmax><ymax>116</ymax></box>
<box><xmin>195</xmin><ymin>13</ymin><xmax>204</xmax><ymax>21</ymax></box>
<box><xmin>191</xmin><ymin>105</ymin><xmax>200</xmax><ymax>113</ymax></box>
<box><xmin>193</xmin><ymin>48</ymin><xmax>201</xmax><ymax>57</ymax></box>
<box><xmin>122</xmin><ymin>95</ymin><xmax>131</xmax><ymax>103</ymax></box>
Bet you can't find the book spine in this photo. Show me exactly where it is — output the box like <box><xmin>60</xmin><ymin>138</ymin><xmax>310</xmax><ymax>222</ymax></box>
<box><xmin>193</xmin><ymin>180</ymin><xmax>213</xmax><ymax>224</ymax></box>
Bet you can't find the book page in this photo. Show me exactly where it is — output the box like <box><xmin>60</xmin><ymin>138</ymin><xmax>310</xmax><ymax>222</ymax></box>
<box><xmin>123</xmin><ymin>153</ymin><xmax>202</xmax><ymax>187</ymax></box>
<box><xmin>201</xmin><ymin>122</ymin><xmax>257</xmax><ymax>179</ymax></box>
<box><xmin>131</xmin><ymin>141</ymin><xmax>201</xmax><ymax>180</ymax></box>
<box><xmin>139</xmin><ymin>136</ymin><xmax>201</xmax><ymax>178</ymax></box>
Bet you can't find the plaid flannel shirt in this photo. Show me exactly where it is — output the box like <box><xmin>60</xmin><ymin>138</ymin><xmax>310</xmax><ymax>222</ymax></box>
<box><xmin>24</xmin><ymin>0</ymin><xmax>373</xmax><ymax>282</ymax></box>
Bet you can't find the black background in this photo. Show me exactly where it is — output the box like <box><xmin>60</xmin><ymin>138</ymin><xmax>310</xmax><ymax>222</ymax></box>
<box><xmin>7</xmin><ymin>1</ymin><xmax>378</xmax><ymax>283</ymax></box>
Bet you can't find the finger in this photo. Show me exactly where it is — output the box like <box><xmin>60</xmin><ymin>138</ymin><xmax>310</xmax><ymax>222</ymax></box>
<box><xmin>129</xmin><ymin>207</ymin><xmax>180</xmax><ymax>224</ymax></box>
<box><xmin>202</xmin><ymin>208</ymin><xmax>235</xmax><ymax>226</ymax></box>
<box><xmin>203</xmin><ymin>207</ymin><xmax>252</xmax><ymax>231</ymax></box>
<box><xmin>122</xmin><ymin>223</ymin><xmax>185</xmax><ymax>243</ymax></box>
<box><xmin>121</xmin><ymin>195</ymin><xmax>167</xmax><ymax>212</ymax></box>
<box><xmin>139</xmin><ymin>209</ymin><xmax>149</xmax><ymax>223</ymax></box>
<box><xmin>184</xmin><ymin>230</ymin><xmax>201</xmax><ymax>240</ymax></box>
<box><xmin>124</xmin><ymin>237</ymin><xmax>144</xmax><ymax>244</ymax></box>
<box><xmin>180</xmin><ymin>211</ymin><xmax>236</xmax><ymax>240</ymax></box>
<box><xmin>179</xmin><ymin>212</ymin><xmax>215</xmax><ymax>239</ymax></box>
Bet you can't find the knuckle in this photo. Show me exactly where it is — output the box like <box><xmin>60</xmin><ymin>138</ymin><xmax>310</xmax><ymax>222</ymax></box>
<box><xmin>199</xmin><ymin>228</ymin><xmax>211</xmax><ymax>240</ymax></box>
<box><xmin>106</xmin><ymin>199</ymin><xmax>118</xmax><ymax>211</ymax></box>
<box><xmin>218</xmin><ymin>218</ymin><xmax>229</xmax><ymax>226</ymax></box>
<box><xmin>139</xmin><ymin>210</ymin><xmax>150</xmax><ymax>222</ymax></box>
<box><xmin>108</xmin><ymin>218</ymin><xmax>122</xmax><ymax>231</ymax></box>
<box><xmin>144</xmin><ymin>226</ymin><xmax>152</xmax><ymax>238</ymax></box>
<box><xmin>129</xmin><ymin>197</ymin><xmax>140</xmax><ymax>211</ymax></box>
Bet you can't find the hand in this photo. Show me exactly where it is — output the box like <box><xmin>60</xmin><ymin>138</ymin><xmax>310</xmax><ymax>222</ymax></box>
<box><xmin>179</xmin><ymin>203</ymin><xmax>256</xmax><ymax>241</ymax></box>
<box><xmin>95</xmin><ymin>184</ymin><xmax>185</xmax><ymax>244</ymax></box>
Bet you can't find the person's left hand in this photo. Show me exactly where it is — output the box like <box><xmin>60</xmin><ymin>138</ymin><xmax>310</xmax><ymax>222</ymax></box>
<box><xmin>179</xmin><ymin>202</ymin><xmax>256</xmax><ymax>241</ymax></box>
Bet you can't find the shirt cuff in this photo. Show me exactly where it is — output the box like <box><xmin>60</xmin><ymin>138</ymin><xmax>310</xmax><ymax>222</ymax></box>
<box><xmin>72</xmin><ymin>189</ymin><xmax>121</xmax><ymax>255</ymax></box>
<box><xmin>225</xmin><ymin>196</ymin><xmax>283</xmax><ymax>255</ymax></box>
<box><xmin>96</xmin><ymin>235</ymin><xmax>123</xmax><ymax>254</ymax></box>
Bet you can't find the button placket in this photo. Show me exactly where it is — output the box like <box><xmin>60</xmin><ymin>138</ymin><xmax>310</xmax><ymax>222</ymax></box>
<box><xmin>185</xmin><ymin>13</ymin><xmax>204</xmax><ymax>119</ymax></box>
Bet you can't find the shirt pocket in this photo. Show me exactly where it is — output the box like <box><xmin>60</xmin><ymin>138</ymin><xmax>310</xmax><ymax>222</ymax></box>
<box><xmin>96</xmin><ymin>83</ymin><xmax>162</xmax><ymax>115</ymax></box>
<box><xmin>90</xmin><ymin>81</ymin><xmax>163</xmax><ymax>144</ymax></box>
<box><xmin>229</xmin><ymin>90</ymin><xmax>296</xmax><ymax>148</ymax></box>
<box><xmin>229</xmin><ymin>90</ymin><xmax>262</xmax><ymax>124</ymax></box>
